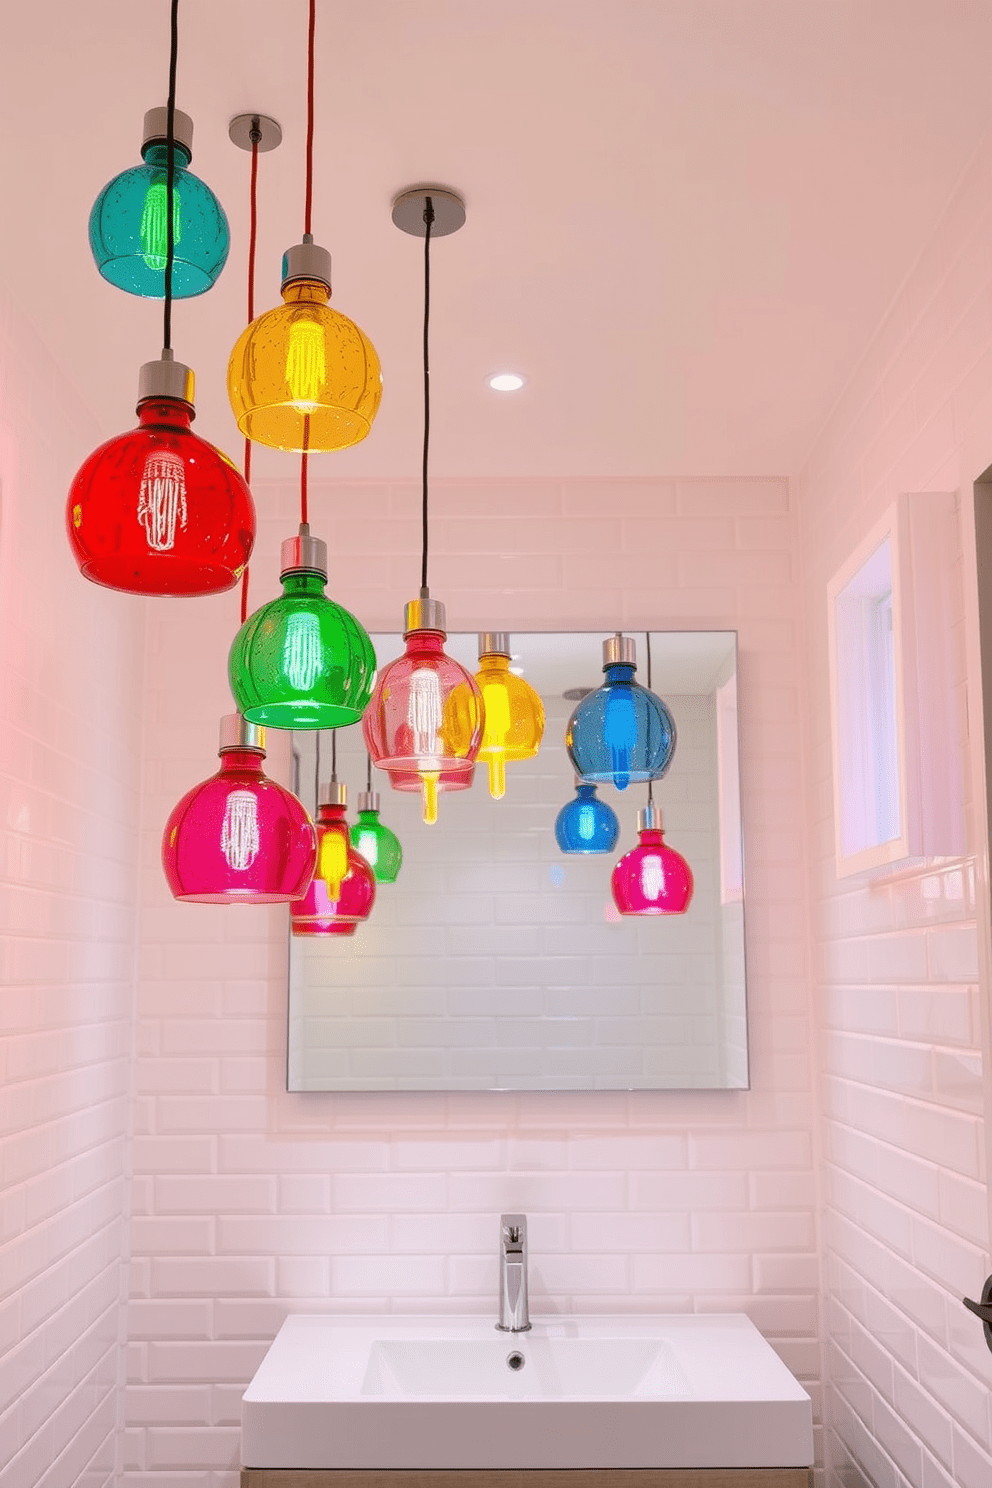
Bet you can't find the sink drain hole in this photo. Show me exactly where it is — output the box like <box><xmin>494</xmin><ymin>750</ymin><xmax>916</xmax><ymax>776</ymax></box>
<box><xmin>506</xmin><ymin>1351</ymin><xmax>526</xmax><ymax>1371</ymax></box>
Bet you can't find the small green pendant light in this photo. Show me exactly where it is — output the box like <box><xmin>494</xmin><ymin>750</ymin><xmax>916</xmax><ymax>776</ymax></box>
<box><xmin>349</xmin><ymin>755</ymin><xmax>403</xmax><ymax>883</ymax></box>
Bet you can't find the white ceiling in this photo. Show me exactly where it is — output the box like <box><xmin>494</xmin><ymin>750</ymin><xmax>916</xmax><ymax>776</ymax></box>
<box><xmin>3</xmin><ymin>0</ymin><xmax>992</xmax><ymax>481</ymax></box>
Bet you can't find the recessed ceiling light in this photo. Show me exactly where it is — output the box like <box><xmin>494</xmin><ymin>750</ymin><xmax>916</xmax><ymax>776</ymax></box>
<box><xmin>488</xmin><ymin>373</ymin><xmax>526</xmax><ymax>392</ymax></box>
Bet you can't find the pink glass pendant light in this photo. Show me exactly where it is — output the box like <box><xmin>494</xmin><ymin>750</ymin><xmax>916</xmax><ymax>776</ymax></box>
<box><xmin>291</xmin><ymin>783</ymin><xmax>376</xmax><ymax>935</ymax></box>
<box><xmin>363</xmin><ymin>595</ymin><xmax>483</xmax><ymax>824</ymax></box>
<box><xmin>610</xmin><ymin>805</ymin><xmax>694</xmax><ymax>916</ymax></box>
<box><xmin>162</xmin><ymin>714</ymin><xmax>317</xmax><ymax>903</ymax></box>
<box><xmin>365</xmin><ymin>188</ymin><xmax>483</xmax><ymax>824</ymax></box>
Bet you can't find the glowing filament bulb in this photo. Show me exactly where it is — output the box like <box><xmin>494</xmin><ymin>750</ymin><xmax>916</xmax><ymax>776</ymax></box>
<box><xmin>578</xmin><ymin>803</ymin><xmax>596</xmax><ymax>842</ymax></box>
<box><xmin>280</xmin><ymin>611</ymin><xmax>322</xmax><ymax>691</ymax></box>
<box><xmin>140</xmin><ymin>177</ymin><xmax>182</xmax><ymax>270</ymax></box>
<box><xmin>420</xmin><ymin>771</ymin><xmax>439</xmax><ymax>825</ymax></box>
<box><xmin>353</xmin><ymin>827</ymin><xmax>378</xmax><ymax>868</ymax></box>
<box><xmin>220</xmin><ymin>789</ymin><xmax>260</xmax><ymax>871</ymax></box>
<box><xmin>285</xmin><ymin>319</ymin><xmax>326</xmax><ymax>408</ymax></box>
<box><xmin>408</xmin><ymin>667</ymin><xmax>443</xmax><ymax>756</ymax></box>
<box><xmin>604</xmin><ymin>687</ymin><xmax>638</xmax><ymax>790</ymax></box>
<box><xmin>318</xmin><ymin>827</ymin><xmax>349</xmax><ymax>900</ymax></box>
<box><xmin>481</xmin><ymin>682</ymin><xmax>512</xmax><ymax>800</ymax></box>
<box><xmin>137</xmin><ymin>449</ymin><xmax>187</xmax><ymax>551</ymax></box>
<box><xmin>641</xmin><ymin>853</ymin><xmax>665</xmax><ymax>902</ymax></box>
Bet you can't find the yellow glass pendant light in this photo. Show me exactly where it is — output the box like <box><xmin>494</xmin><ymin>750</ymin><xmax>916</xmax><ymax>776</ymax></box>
<box><xmin>227</xmin><ymin>238</ymin><xmax>382</xmax><ymax>452</ymax></box>
<box><xmin>474</xmin><ymin>633</ymin><xmax>545</xmax><ymax>799</ymax></box>
<box><xmin>225</xmin><ymin>0</ymin><xmax>381</xmax><ymax>453</ymax></box>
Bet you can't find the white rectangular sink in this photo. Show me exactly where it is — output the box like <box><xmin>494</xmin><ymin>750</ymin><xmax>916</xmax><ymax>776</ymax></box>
<box><xmin>242</xmin><ymin>1313</ymin><xmax>814</xmax><ymax>1470</ymax></box>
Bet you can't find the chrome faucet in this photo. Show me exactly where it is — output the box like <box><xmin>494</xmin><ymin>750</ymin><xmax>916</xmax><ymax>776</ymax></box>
<box><xmin>497</xmin><ymin>1212</ymin><xmax>531</xmax><ymax>1332</ymax></box>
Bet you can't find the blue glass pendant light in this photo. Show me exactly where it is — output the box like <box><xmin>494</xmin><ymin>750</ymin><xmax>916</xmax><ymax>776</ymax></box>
<box><xmin>566</xmin><ymin>634</ymin><xmax>676</xmax><ymax>790</ymax></box>
<box><xmin>554</xmin><ymin>778</ymin><xmax>620</xmax><ymax>854</ymax></box>
<box><xmin>90</xmin><ymin>107</ymin><xmax>230</xmax><ymax>298</ymax></box>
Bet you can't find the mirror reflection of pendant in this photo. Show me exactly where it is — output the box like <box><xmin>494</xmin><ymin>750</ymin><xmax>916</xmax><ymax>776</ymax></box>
<box><xmin>138</xmin><ymin>450</ymin><xmax>188</xmax><ymax>551</ymax></box>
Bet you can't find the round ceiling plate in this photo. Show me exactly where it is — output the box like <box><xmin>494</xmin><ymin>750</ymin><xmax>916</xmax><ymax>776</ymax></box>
<box><xmin>229</xmin><ymin>113</ymin><xmax>283</xmax><ymax>153</ymax></box>
<box><xmin>392</xmin><ymin>187</ymin><xmax>466</xmax><ymax>237</ymax></box>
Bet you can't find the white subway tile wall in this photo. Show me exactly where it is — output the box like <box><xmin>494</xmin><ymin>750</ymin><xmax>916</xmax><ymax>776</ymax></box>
<box><xmin>0</xmin><ymin>300</ymin><xmax>146</xmax><ymax>1488</ymax></box>
<box><xmin>126</xmin><ymin>474</ymin><xmax>815</xmax><ymax>1485</ymax></box>
<box><xmin>797</xmin><ymin>139</ymin><xmax>992</xmax><ymax>1488</ymax></box>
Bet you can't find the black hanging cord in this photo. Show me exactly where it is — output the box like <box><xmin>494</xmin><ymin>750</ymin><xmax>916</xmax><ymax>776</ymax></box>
<box><xmin>646</xmin><ymin>630</ymin><xmax>654</xmax><ymax>806</ymax></box>
<box><xmin>163</xmin><ymin>0</ymin><xmax>180</xmax><ymax>351</ymax></box>
<box><xmin>331</xmin><ymin>730</ymin><xmax>338</xmax><ymax>781</ymax></box>
<box><xmin>420</xmin><ymin>196</ymin><xmax>435</xmax><ymax>594</ymax></box>
<box><xmin>366</xmin><ymin>751</ymin><xmax>372</xmax><ymax>793</ymax></box>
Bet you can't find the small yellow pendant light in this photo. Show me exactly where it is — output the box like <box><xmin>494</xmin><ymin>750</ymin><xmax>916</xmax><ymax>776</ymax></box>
<box><xmin>226</xmin><ymin>0</ymin><xmax>382</xmax><ymax>452</ymax></box>
<box><xmin>474</xmin><ymin>633</ymin><xmax>545</xmax><ymax>799</ymax></box>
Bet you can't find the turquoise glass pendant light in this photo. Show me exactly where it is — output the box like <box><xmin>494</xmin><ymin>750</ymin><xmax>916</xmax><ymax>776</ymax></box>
<box><xmin>229</xmin><ymin>525</ymin><xmax>377</xmax><ymax>731</ymax></box>
<box><xmin>566</xmin><ymin>634</ymin><xmax>676</xmax><ymax>790</ymax></box>
<box><xmin>89</xmin><ymin>107</ymin><xmax>230</xmax><ymax>298</ymax></box>
<box><xmin>554</xmin><ymin>779</ymin><xmax>620</xmax><ymax>855</ymax></box>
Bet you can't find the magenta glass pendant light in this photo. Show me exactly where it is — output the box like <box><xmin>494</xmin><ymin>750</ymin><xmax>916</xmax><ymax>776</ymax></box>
<box><xmin>162</xmin><ymin>714</ymin><xmax>317</xmax><ymax>903</ymax></box>
<box><xmin>611</xmin><ymin>805</ymin><xmax>694</xmax><ymax>916</ymax></box>
<box><xmin>291</xmin><ymin>783</ymin><xmax>376</xmax><ymax>936</ymax></box>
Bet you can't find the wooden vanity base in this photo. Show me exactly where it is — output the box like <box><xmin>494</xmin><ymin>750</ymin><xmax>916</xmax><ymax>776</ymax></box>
<box><xmin>241</xmin><ymin>1471</ymin><xmax>814</xmax><ymax>1488</ymax></box>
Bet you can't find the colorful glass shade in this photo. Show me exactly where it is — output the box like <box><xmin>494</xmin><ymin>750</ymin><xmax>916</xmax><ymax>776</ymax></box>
<box><xmin>362</xmin><ymin>596</ymin><xmax>484</xmax><ymax>824</ymax></box>
<box><xmin>229</xmin><ymin>526</ymin><xmax>376</xmax><ymax>730</ymax></box>
<box><xmin>227</xmin><ymin>240</ymin><xmax>382</xmax><ymax>452</ymax></box>
<box><xmin>611</xmin><ymin>806</ymin><xmax>693</xmax><ymax>916</ymax></box>
<box><xmin>554</xmin><ymin>781</ymin><xmax>620</xmax><ymax>855</ymax></box>
<box><xmin>350</xmin><ymin>791</ymin><xmax>403</xmax><ymax>884</ymax></box>
<box><xmin>474</xmin><ymin>633</ymin><xmax>545</xmax><ymax>799</ymax></box>
<box><xmin>162</xmin><ymin>715</ymin><xmax>317</xmax><ymax>903</ymax></box>
<box><xmin>291</xmin><ymin>785</ymin><xmax>376</xmax><ymax>935</ymax></box>
<box><xmin>89</xmin><ymin>108</ymin><xmax>229</xmax><ymax>298</ymax></box>
<box><xmin>566</xmin><ymin>635</ymin><xmax>676</xmax><ymax>790</ymax></box>
<box><xmin>67</xmin><ymin>357</ymin><xmax>255</xmax><ymax>596</ymax></box>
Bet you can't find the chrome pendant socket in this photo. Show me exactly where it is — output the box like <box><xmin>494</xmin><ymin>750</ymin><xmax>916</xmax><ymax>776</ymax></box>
<box><xmin>479</xmin><ymin>631</ymin><xmax>510</xmax><ymax>659</ymax></box>
<box><xmin>319</xmin><ymin>781</ymin><xmax>347</xmax><ymax>808</ymax></box>
<box><xmin>357</xmin><ymin>791</ymin><xmax>381</xmax><ymax>813</ymax></box>
<box><xmin>142</xmin><ymin>106</ymin><xmax>194</xmax><ymax>159</ymax></box>
<box><xmin>138</xmin><ymin>352</ymin><xmax>195</xmax><ymax>412</ymax></box>
<box><xmin>281</xmin><ymin>236</ymin><xmax>332</xmax><ymax>293</ymax></box>
<box><xmin>219</xmin><ymin>713</ymin><xmax>266</xmax><ymax>755</ymax></box>
<box><xmin>404</xmin><ymin>594</ymin><xmax>447</xmax><ymax>635</ymax></box>
<box><xmin>281</xmin><ymin>524</ymin><xmax>328</xmax><ymax>579</ymax></box>
<box><xmin>603</xmin><ymin>633</ymin><xmax>636</xmax><ymax>668</ymax></box>
<box><xmin>638</xmin><ymin>804</ymin><xmax>664</xmax><ymax>832</ymax></box>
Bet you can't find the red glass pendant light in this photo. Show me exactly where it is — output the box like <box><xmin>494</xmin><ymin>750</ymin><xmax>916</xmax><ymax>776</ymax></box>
<box><xmin>67</xmin><ymin>354</ymin><xmax>255</xmax><ymax>594</ymax></box>
<box><xmin>162</xmin><ymin>714</ymin><xmax>316</xmax><ymax>903</ymax></box>
<box><xmin>291</xmin><ymin>783</ymin><xmax>376</xmax><ymax>936</ymax></box>
<box><xmin>610</xmin><ymin>805</ymin><xmax>694</xmax><ymax>916</ymax></box>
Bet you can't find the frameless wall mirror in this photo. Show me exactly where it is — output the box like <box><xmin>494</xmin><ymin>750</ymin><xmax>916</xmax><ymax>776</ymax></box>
<box><xmin>287</xmin><ymin>630</ymin><xmax>748</xmax><ymax>1092</ymax></box>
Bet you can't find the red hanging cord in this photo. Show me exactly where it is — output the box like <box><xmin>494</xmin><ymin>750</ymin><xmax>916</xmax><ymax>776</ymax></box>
<box><xmin>300</xmin><ymin>415</ymin><xmax>310</xmax><ymax>527</ymax></box>
<box><xmin>304</xmin><ymin>0</ymin><xmax>316</xmax><ymax>236</ymax></box>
